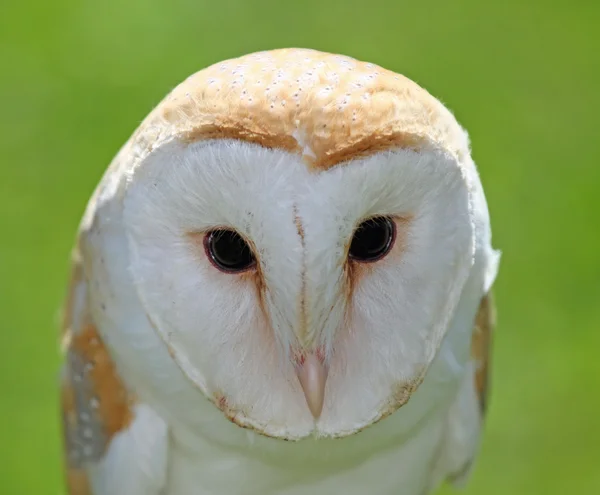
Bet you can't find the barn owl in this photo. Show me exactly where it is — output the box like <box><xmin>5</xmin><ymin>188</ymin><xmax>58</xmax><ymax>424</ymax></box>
<box><xmin>60</xmin><ymin>48</ymin><xmax>500</xmax><ymax>495</ymax></box>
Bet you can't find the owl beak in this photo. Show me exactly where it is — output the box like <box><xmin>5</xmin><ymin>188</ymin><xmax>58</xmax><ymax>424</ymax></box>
<box><xmin>296</xmin><ymin>353</ymin><xmax>328</xmax><ymax>419</ymax></box>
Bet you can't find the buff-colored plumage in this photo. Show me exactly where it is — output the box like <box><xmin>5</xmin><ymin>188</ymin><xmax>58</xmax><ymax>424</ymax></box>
<box><xmin>60</xmin><ymin>48</ymin><xmax>499</xmax><ymax>495</ymax></box>
<box><xmin>131</xmin><ymin>49</ymin><xmax>466</xmax><ymax>167</ymax></box>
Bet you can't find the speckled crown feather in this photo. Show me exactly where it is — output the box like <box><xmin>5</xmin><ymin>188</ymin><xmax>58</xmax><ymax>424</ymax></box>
<box><xmin>130</xmin><ymin>48</ymin><xmax>469</xmax><ymax>169</ymax></box>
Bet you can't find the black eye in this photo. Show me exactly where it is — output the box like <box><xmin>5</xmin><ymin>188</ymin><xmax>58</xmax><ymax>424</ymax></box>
<box><xmin>348</xmin><ymin>216</ymin><xmax>396</xmax><ymax>262</ymax></box>
<box><xmin>204</xmin><ymin>229</ymin><xmax>255</xmax><ymax>273</ymax></box>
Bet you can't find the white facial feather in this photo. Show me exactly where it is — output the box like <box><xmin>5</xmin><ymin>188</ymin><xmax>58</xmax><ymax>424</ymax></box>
<box><xmin>116</xmin><ymin>136</ymin><xmax>476</xmax><ymax>438</ymax></box>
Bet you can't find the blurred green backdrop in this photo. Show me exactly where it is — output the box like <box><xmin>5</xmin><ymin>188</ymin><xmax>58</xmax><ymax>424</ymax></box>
<box><xmin>1</xmin><ymin>0</ymin><xmax>599</xmax><ymax>493</ymax></box>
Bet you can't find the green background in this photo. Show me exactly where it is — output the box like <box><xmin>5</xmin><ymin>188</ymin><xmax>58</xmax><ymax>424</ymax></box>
<box><xmin>1</xmin><ymin>0</ymin><xmax>598</xmax><ymax>493</ymax></box>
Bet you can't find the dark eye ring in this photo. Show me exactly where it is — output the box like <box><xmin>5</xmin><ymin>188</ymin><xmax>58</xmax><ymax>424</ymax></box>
<box><xmin>204</xmin><ymin>229</ymin><xmax>256</xmax><ymax>273</ymax></box>
<box><xmin>348</xmin><ymin>216</ymin><xmax>396</xmax><ymax>263</ymax></box>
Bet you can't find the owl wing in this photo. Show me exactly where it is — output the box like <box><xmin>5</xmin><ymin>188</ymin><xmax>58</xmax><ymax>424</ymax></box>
<box><xmin>60</xmin><ymin>251</ymin><xmax>169</xmax><ymax>495</ymax></box>
<box><xmin>437</xmin><ymin>292</ymin><xmax>496</xmax><ymax>487</ymax></box>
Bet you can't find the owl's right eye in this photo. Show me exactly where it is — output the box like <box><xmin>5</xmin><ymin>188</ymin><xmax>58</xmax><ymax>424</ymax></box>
<box><xmin>348</xmin><ymin>216</ymin><xmax>396</xmax><ymax>263</ymax></box>
<box><xmin>204</xmin><ymin>229</ymin><xmax>256</xmax><ymax>273</ymax></box>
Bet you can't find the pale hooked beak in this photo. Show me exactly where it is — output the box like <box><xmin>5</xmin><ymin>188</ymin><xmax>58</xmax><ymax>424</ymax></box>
<box><xmin>295</xmin><ymin>353</ymin><xmax>328</xmax><ymax>419</ymax></box>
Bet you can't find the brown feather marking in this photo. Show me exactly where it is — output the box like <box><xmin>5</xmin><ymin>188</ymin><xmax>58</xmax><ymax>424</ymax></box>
<box><xmin>61</xmin><ymin>255</ymin><xmax>135</xmax><ymax>493</ymax></box>
<box><xmin>444</xmin><ymin>292</ymin><xmax>496</xmax><ymax>486</ymax></box>
<box><xmin>69</xmin><ymin>324</ymin><xmax>134</xmax><ymax>437</ymax></box>
<box><xmin>293</xmin><ymin>206</ymin><xmax>309</xmax><ymax>345</ymax></box>
<box><xmin>61</xmin><ymin>325</ymin><xmax>134</xmax><ymax>493</ymax></box>
<box><xmin>61</xmin><ymin>324</ymin><xmax>135</xmax><ymax>494</ymax></box>
<box><xmin>471</xmin><ymin>292</ymin><xmax>495</xmax><ymax>415</ymax></box>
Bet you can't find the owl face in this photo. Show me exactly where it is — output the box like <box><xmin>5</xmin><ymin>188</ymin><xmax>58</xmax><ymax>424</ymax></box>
<box><xmin>106</xmin><ymin>49</ymin><xmax>483</xmax><ymax>440</ymax></box>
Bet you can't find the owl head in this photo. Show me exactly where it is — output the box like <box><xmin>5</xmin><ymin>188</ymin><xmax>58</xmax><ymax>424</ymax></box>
<box><xmin>84</xmin><ymin>48</ymin><xmax>498</xmax><ymax>442</ymax></box>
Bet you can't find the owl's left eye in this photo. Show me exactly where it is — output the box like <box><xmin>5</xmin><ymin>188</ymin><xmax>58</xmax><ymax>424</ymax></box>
<box><xmin>204</xmin><ymin>229</ymin><xmax>256</xmax><ymax>273</ymax></box>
